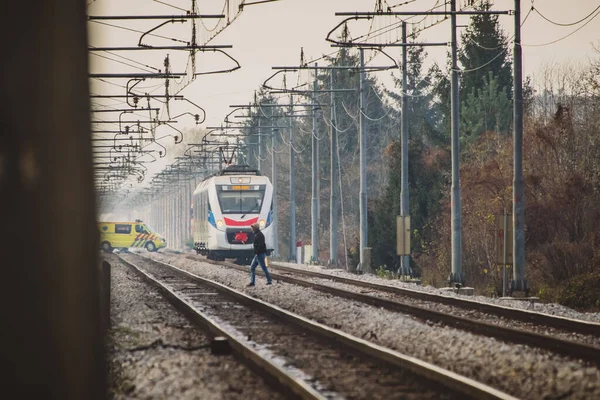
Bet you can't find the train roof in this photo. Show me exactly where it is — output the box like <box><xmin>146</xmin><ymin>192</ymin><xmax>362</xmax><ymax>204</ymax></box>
<box><xmin>218</xmin><ymin>164</ymin><xmax>261</xmax><ymax>176</ymax></box>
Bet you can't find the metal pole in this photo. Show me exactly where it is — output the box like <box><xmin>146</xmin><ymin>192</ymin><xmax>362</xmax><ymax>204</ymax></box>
<box><xmin>271</xmin><ymin>126</ymin><xmax>278</xmax><ymax>257</ymax></box>
<box><xmin>311</xmin><ymin>63</ymin><xmax>319</xmax><ymax>263</ymax></box>
<box><xmin>512</xmin><ymin>0</ymin><xmax>528</xmax><ymax>293</ymax></box>
<box><xmin>174</xmin><ymin>192</ymin><xmax>178</xmax><ymax>248</ymax></box>
<box><xmin>165</xmin><ymin>194</ymin><xmax>169</xmax><ymax>247</ymax></box>
<box><xmin>258</xmin><ymin>116</ymin><xmax>263</xmax><ymax>173</ymax></box>
<box><xmin>503</xmin><ymin>208</ymin><xmax>508</xmax><ymax>297</ymax></box>
<box><xmin>159</xmin><ymin>196</ymin><xmax>163</xmax><ymax>236</ymax></box>
<box><xmin>178</xmin><ymin>182</ymin><xmax>182</xmax><ymax>249</ymax></box>
<box><xmin>400</xmin><ymin>21</ymin><xmax>411</xmax><ymax>276</ymax></box>
<box><xmin>449</xmin><ymin>0</ymin><xmax>464</xmax><ymax>285</ymax></box>
<box><xmin>184</xmin><ymin>182</ymin><xmax>189</xmax><ymax>248</ymax></box>
<box><xmin>359</xmin><ymin>48</ymin><xmax>368</xmax><ymax>273</ymax></box>
<box><xmin>329</xmin><ymin>69</ymin><xmax>339</xmax><ymax>265</ymax></box>
<box><xmin>289</xmin><ymin>95</ymin><xmax>296</xmax><ymax>262</ymax></box>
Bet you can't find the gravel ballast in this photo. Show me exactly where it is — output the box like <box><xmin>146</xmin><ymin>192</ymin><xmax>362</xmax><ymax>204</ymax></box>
<box><xmin>105</xmin><ymin>254</ymin><xmax>282</xmax><ymax>400</ymax></box>
<box><xmin>146</xmin><ymin>251</ymin><xmax>600</xmax><ymax>400</ymax></box>
<box><xmin>125</xmin><ymin>253</ymin><xmax>462</xmax><ymax>400</ymax></box>
<box><xmin>273</xmin><ymin>261</ymin><xmax>600</xmax><ymax>323</ymax></box>
<box><xmin>288</xmin><ymin>274</ymin><xmax>600</xmax><ymax>347</ymax></box>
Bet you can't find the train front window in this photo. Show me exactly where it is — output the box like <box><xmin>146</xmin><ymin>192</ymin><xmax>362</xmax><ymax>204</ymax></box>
<box><xmin>217</xmin><ymin>185</ymin><xmax>265</xmax><ymax>214</ymax></box>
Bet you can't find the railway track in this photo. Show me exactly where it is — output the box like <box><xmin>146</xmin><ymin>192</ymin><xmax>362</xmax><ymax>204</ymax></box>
<box><xmin>171</xmin><ymin>252</ymin><xmax>600</xmax><ymax>366</ymax></box>
<box><xmin>267</xmin><ymin>263</ymin><xmax>600</xmax><ymax>337</ymax></box>
<box><xmin>120</xmin><ymin>253</ymin><xmax>516</xmax><ymax>400</ymax></box>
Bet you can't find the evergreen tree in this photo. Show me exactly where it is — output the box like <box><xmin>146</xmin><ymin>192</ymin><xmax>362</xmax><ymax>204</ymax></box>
<box><xmin>459</xmin><ymin>0</ymin><xmax>512</xmax><ymax>100</ymax></box>
<box><xmin>430</xmin><ymin>61</ymin><xmax>451</xmax><ymax>138</ymax></box>
<box><xmin>461</xmin><ymin>71</ymin><xmax>511</xmax><ymax>140</ymax></box>
<box><xmin>459</xmin><ymin>1</ymin><xmax>513</xmax><ymax>140</ymax></box>
<box><xmin>386</xmin><ymin>39</ymin><xmax>445</xmax><ymax>145</ymax></box>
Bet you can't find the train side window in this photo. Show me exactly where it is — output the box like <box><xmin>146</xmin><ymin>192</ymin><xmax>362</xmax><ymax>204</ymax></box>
<box><xmin>115</xmin><ymin>224</ymin><xmax>132</xmax><ymax>234</ymax></box>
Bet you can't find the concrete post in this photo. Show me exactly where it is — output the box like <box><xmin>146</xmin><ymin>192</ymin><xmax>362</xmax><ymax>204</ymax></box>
<box><xmin>329</xmin><ymin>69</ymin><xmax>339</xmax><ymax>266</ymax></box>
<box><xmin>511</xmin><ymin>0</ymin><xmax>528</xmax><ymax>293</ymax></box>
<box><xmin>289</xmin><ymin>95</ymin><xmax>297</xmax><ymax>262</ymax></box>
<box><xmin>400</xmin><ymin>21</ymin><xmax>411</xmax><ymax>276</ymax></box>
<box><xmin>449</xmin><ymin>0</ymin><xmax>464</xmax><ymax>284</ymax></box>
<box><xmin>271</xmin><ymin>126</ymin><xmax>278</xmax><ymax>257</ymax></box>
<box><xmin>311</xmin><ymin>63</ymin><xmax>319</xmax><ymax>263</ymax></box>
<box><xmin>359</xmin><ymin>49</ymin><xmax>368</xmax><ymax>273</ymax></box>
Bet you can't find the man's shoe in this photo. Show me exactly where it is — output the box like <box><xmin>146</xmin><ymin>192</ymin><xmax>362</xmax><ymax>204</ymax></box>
<box><xmin>266</xmin><ymin>281</ymin><xmax>272</xmax><ymax>285</ymax></box>
<box><xmin>246</xmin><ymin>283</ymin><xmax>255</xmax><ymax>287</ymax></box>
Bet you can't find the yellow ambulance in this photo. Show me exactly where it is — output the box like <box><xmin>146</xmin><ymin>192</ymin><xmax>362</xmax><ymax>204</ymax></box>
<box><xmin>98</xmin><ymin>220</ymin><xmax>166</xmax><ymax>253</ymax></box>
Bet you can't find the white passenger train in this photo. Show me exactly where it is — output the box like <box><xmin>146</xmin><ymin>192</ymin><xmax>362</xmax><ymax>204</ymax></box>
<box><xmin>192</xmin><ymin>165</ymin><xmax>274</xmax><ymax>261</ymax></box>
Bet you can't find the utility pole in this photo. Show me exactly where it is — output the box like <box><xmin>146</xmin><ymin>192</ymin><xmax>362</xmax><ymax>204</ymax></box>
<box><xmin>511</xmin><ymin>0</ymin><xmax>528</xmax><ymax>293</ymax></box>
<box><xmin>329</xmin><ymin>69</ymin><xmax>339</xmax><ymax>265</ymax></box>
<box><xmin>400</xmin><ymin>21</ymin><xmax>411</xmax><ymax>276</ymax></box>
<box><xmin>311</xmin><ymin>63</ymin><xmax>319</xmax><ymax>263</ymax></box>
<box><xmin>266</xmin><ymin>65</ymin><xmax>355</xmax><ymax>265</ymax></box>
<box><xmin>289</xmin><ymin>95</ymin><xmax>297</xmax><ymax>262</ymax></box>
<box><xmin>449</xmin><ymin>0</ymin><xmax>463</xmax><ymax>285</ymax></box>
<box><xmin>358</xmin><ymin>49</ymin><xmax>369</xmax><ymax>273</ymax></box>
<box><xmin>271</xmin><ymin>125</ymin><xmax>279</xmax><ymax>257</ymax></box>
<box><xmin>258</xmin><ymin>116</ymin><xmax>263</xmax><ymax>172</ymax></box>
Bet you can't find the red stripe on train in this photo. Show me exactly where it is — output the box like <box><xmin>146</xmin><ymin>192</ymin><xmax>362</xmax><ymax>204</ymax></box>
<box><xmin>224</xmin><ymin>217</ymin><xmax>258</xmax><ymax>227</ymax></box>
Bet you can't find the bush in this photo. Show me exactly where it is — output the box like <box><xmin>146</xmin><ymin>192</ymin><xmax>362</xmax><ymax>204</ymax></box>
<box><xmin>556</xmin><ymin>272</ymin><xmax>600</xmax><ymax>311</ymax></box>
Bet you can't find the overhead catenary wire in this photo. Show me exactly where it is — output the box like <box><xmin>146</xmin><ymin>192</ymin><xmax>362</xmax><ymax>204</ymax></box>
<box><xmin>153</xmin><ymin>0</ymin><xmax>188</xmax><ymax>12</ymax></box>
<box><xmin>199</xmin><ymin>0</ymin><xmax>228</xmax><ymax>32</ymax></box>
<box><xmin>386</xmin><ymin>0</ymin><xmax>420</xmax><ymax>9</ymax></box>
<box><xmin>90</xmin><ymin>52</ymin><xmax>158</xmax><ymax>73</ymax></box>
<box><xmin>459</xmin><ymin>48</ymin><xmax>508</xmax><ymax>73</ymax></box>
<box><xmin>275</xmin><ymin>124</ymin><xmax>308</xmax><ymax>153</ymax></box>
<box><xmin>523</xmin><ymin>6</ymin><xmax>600</xmax><ymax>47</ymax></box>
<box><xmin>434</xmin><ymin>5</ymin><xmax>534</xmax><ymax>77</ymax></box>
<box><xmin>322</xmin><ymin>112</ymin><xmax>356</xmax><ymax>133</ymax></box>
<box><xmin>360</xmin><ymin>106</ymin><xmax>392</xmax><ymax>122</ymax></box>
<box><xmin>89</xmin><ymin>45</ymin><xmax>162</xmax><ymax>72</ymax></box>
<box><xmin>297</xmin><ymin>122</ymin><xmax>327</xmax><ymax>141</ymax></box>
<box><xmin>341</xmin><ymin>100</ymin><xmax>359</xmax><ymax>121</ymax></box>
<box><xmin>533</xmin><ymin>3</ymin><xmax>600</xmax><ymax>27</ymax></box>
<box><xmin>89</xmin><ymin>20</ymin><xmax>189</xmax><ymax>44</ymax></box>
<box><xmin>94</xmin><ymin>78</ymin><xmax>127</xmax><ymax>88</ymax></box>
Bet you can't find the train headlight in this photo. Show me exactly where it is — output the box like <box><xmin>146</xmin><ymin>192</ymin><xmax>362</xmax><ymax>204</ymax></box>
<box><xmin>259</xmin><ymin>219</ymin><xmax>266</xmax><ymax>228</ymax></box>
<box><xmin>216</xmin><ymin>220</ymin><xmax>224</xmax><ymax>228</ymax></box>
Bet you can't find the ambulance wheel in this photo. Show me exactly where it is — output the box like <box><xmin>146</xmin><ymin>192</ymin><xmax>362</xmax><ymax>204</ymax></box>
<box><xmin>146</xmin><ymin>242</ymin><xmax>157</xmax><ymax>252</ymax></box>
<box><xmin>101</xmin><ymin>241</ymin><xmax>112</xmax><ymax>253</ymax></box>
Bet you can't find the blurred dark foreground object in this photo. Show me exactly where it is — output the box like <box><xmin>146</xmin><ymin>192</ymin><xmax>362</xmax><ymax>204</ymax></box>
<box><xmin>0</xmin><ymin>2</ymin><xmax>105</xmax><ymax>399</ymax></box>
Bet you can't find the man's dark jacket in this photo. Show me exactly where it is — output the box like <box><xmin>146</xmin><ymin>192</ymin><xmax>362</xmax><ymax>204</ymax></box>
<box><xmin>253</xmin><ymin>230</ymin><xmax>267</xmax><ymax>255</ymax></box>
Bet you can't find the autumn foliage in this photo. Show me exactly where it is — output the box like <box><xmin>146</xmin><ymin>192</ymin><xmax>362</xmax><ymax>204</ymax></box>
<box><xmin>417</xmin><ymin>102</ymin><xmax>600</xmax><ymax>308</ymax></box>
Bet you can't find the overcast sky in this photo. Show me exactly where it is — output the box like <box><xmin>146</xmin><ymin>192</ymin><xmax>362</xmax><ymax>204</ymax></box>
<box><xmin>88</xmin><ymin>0</ymin><xmax>600</xmax><ymax>131</ymax></box>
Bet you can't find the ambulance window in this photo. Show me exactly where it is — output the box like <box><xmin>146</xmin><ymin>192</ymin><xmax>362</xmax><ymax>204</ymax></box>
<box><xmin>135</xmin><ymin>225</ymin><xmax>145</xmax><ymax>233</ymax></box>
<box><xmin>115</xmin><ymin>224</ymin><xmax>132</xmax><ymax>234</ymax></box>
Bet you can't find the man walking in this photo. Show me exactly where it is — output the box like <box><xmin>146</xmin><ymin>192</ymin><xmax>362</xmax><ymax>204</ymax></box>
<box><xmin>248</xmin><ymin>223</ymin><xmax>273</xmax><ymax>287</ymax></box>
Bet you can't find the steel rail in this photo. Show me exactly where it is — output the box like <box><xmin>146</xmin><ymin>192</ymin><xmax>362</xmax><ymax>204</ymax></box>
<box><xmin>267</xmin><ymin>263</ymin><xmax>600</xmax><ymax>336</ymax></box>
<box><xmin>134</xmin><ymin>254</ymin><xmax>517</xmax><ymax>400</ymax></box>
<box><xmin>117</xmin><ymin>255</ymin><xmax>326</xmax><ymax>400</ymax></box>
<box><xmin>194</xmin><ymin>257</ymin><xmax>600</xmax><ymax>365</ymax></box>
